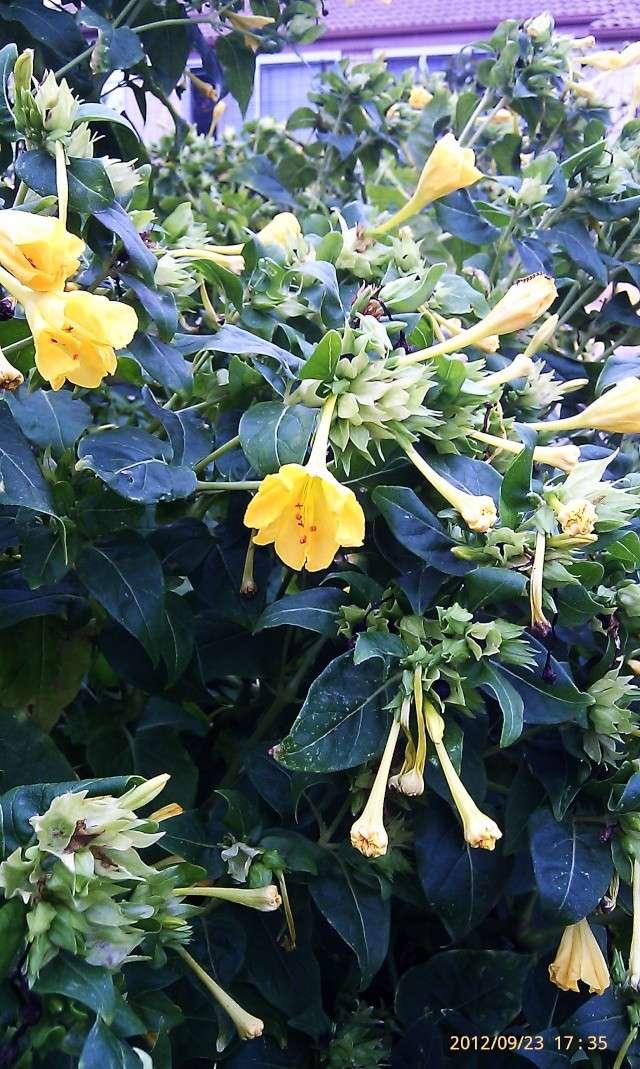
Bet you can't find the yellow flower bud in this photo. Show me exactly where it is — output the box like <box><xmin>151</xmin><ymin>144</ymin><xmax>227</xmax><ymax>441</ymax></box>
<box><xmin>149</xmin><ymin>803</ymin><xmax>184</xmax><ymax>822</ymax></box>
<box><xmin>119</xmin><ymin>774</ymin><xmax>170</xmax><ymax>811</ymax></box>
<box><xmin>176</xmin><ymin>947</ymin><xmax>264</xmax><ymax>1040</ymax></box>
<box><xmin>405</xmin><ymin>444</ymin><xmax>497</xmax><ymax>533</ymax></box>
<box><xmin>468</xmin><ymin>430</ymin><xmax>580</xmax><ymax>473</ymax></box>
<box><xmin>524</xmin><ymin>314</ymin><xmax>558</xmax><ymax>357</ymax></box>
<box><xmin>549</xmin><ymin>918</ymin><xmax>610</xmax><ymax>995</ymax></box>
<box><xmin>556</xmin><ymin>498</ymin><xmax>597</xmax><ymax>537</ymax></box>
<box><xmin>532</xmin><ymin>378</ymin><xmax>640</xmax><ymax>435</ymax></box>
<box><xmin>174</xmin><ymin>884</ymin><xmax>282</xmax><ymax>911</ymax></box>
<box><xmin>0</xmin><ymin>348</ymin><xmax>24</xmax><ymax>391</ymax></box>
<box><xmin>256</xmin><ymin>212</ymin><xmax>302</xmax><ymax>254</ymax></box>
<box><xmin>373</xmin><ymin>133</ymin><xmax>482</xmax><ymax>234</ymax></box>
<box><xmin>408</xmin><ymin>85</ymin><xmax>432</xmax><ymax>110</ymax></box>
<box><xmin>0</xmin><ymin>210</ymin><xmax>84</xmax><ymax>292</ymax></box>
<box><xmin>630</xmin><ymin>859</ymin><xmax>640</xmax><ymax>990</ymax></box>
<box><xmin>577</xmin><ymin>42</ymin><xmax>640</xmax><ymax>70</ymax></box>
<box><xmin>480</xmin><ymin>354</ymin><xmax>534</xmax><ymax>389</ymax></box>
<box><xmin>350</xmin><ymin>717</ymin><xmax>401</xmax><ymax>858</ymax></box>
<box><xmin>530</xmin><ymin>532</ymin><xmax>551</xmax><ymax>636</ymax></box>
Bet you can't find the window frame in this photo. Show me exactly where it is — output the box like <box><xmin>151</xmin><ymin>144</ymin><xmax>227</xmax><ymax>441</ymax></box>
<box><xmin>253</xmin><ymin>49</ymin><xmax>343</xmax><ymax>120</ymax></box>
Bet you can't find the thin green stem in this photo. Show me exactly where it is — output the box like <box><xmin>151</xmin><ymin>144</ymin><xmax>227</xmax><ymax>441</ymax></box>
<box><xmin>4</xmin><ymin>337</ymin><xmax>33</xmax><ymax>356</ymax></box>
<box><xmin>458</xmin><ymin>86</ymin><xmax>495</xmax><ymax>145</ymax></box>
<box><xmin>13</xmin><ymin>181</ymin><xmax>28</xmax><ymax>207</ymax></box>
<box><xmin>55</xmin><ymin>0</ymin><xmax>145</xmax><ymax>78</ymax></box>
<box><xmin>132</xmin><ymin>15</ymin><xmax>214</xmax><ymax>32</ymax></box>
<box><xmin>613</xmin><ymin>1026</ymin><xmax>638</xmax><ymax>1069</ymax></box>
<box><xmin>194</xmin><ymin>435</ymin><xmax>241</xmax><ymax>474</ymax></box>
<box><xmin>196</xmin><ymin>480</ymin><xmax>260</xmax><ymax>492</ymax></box>
<box><xmin>467</xmin><ymin>96</ymin><xmax>507</xmax><ymax>148</ymax></box>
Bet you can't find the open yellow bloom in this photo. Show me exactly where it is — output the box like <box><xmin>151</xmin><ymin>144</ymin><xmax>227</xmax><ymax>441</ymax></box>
<box><xmin>373</xmin><ymin>133</ymin><xmax>482</xmax><ymax>234</ymax></box>
<box><xmin>423</xmin><ymin>701</ymin><xmax>502</xmax><ymax>849</ymax></box>
<box><xmin>557</xmin><ymin>498</ymin><xmax>597</xmax><ymax>537</ymax></box>
<box><xmin>406</xmin><ymin>444</ymin><xmax>497</xmax><ymax>532</ymax></box>
<box><xmin>577</xmin><ymin>42</ymin><xmax>640</xmax><ymax>70</ymax></box>
<box><xmin>408</xmin><ymin>85</ymin><xmax>432</xmax><ymax>109</ymax></box>
<box><xmin>469</xmin><ymin>430</ymin><xmax>580</xmax><ymax>473</ymax></box>
<box><xmin>0</xmin><ymin>210</ymin><xmax>84</xmax><ymax>292</ymax></box>
<box><xmin>549</xmin><ymin>919</ymin><xmax>610</xmax><ymax>995</ymax></box>
<box><xmin>531</xmin><ymin>378</ymin><xmax>640</xmax><ymax>435</ymax></box>
<box><xmin>23</xmin><ymin>290</ymin><xmax>137</xmax><ymax>390</ymax></box>
<box><xmin>244</xmin><ymin>395</ymin><xmax>365</xmax><ymax>572</ymax></box>
<box><xmin>350</xmin><ymin>717</ymin><xmax>401</xmax><ymax>857</ymax></box>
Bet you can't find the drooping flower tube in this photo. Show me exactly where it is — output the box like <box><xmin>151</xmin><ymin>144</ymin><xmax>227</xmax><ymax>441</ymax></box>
<box><xmin>389</xmin><ymin>672</ymin><xmax>426</xmax><ymax>797</ymax></box>
<box><xmin>0</xmin><ymin>209</ymin><xmax>84</xmax><ymax>292</ymax></box>
<box><xmin>479</xmin><ymin>354</ymin><xmax>534</xmax><ymax>389</ymax></box>
<box><xmin>395</xmin><ymin>276</ymin><xmax>558</xmax><ymax>369</ymax></box>
<box><xmin>405</xmin><ymin>443</ymin><xmax>497</xmax><ymax>533</ymax></box>
<box><xmin>168</xmin><ymin>213</ymin><xmax>302</xmax><ymax>274</ymax></box>
<box><xmin>469</xmin><ymin>430</ymin><xmax>580</xmax><ymax>473</ymax></box>
<box><xmin>629</xmin><ymin>859</ymin><xmax>640</xmax><ymax>990</ymax></box>
<box><xmin>577</xmin><ymin>41</ymin><xmax>640</xmax><ymax>70</ymax></box>
<box><xmin>529</xmin><ymin>532</ymin><xmax>551</xmax><ymax>636</ymax></box>
<box><xmin>244</xmin><ymin>394</ymin><xmax>365</xmax><ymax>572</ymax></box>
<box><xmin>175</xmin><ymin>946</ymin><xmax>264</xmax><ymax>1040</ymax></box>
<box><xmin>350</xmin><ymin>716</ymin><xmax>401</xmax><ymax>857</ymax></box>
<box><xmin>372</xmin><ymin>133</ymin><xmax>482</xmax><ymax>235</ymax></box>
<box><xmin>530</xmin><ymin>378</ymin><xmax>640</xmax><ymax>435</ymax></box>
<box><xmin>423</xmin><ymin>700</ymin><xmax>502</xmax><ymax>849</ymax></box>
<box><xmin>548</xmin><ymin>918</ymin><xmax>610</xmax><ymax>995</ymax></box>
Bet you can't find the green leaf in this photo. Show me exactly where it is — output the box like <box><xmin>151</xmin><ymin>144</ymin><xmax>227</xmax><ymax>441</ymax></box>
<box><xmin>496</xmin><ymin>638</ymin><xmax>591</xmax><ymax>726</ymax></box>
<box><xmin>464</xmin><ymin>566</ymin><xmax>527</xmax><ymax>612</ymax></box>
<box><xmin>0</xmin><ymin>401</ymin><xmax>55</xmax><ymax>515</ymax></box>
<box><xmin>255</xmin><ymin>589</ymin><xmax>343</xmax><ymax>636</ymax></box>
<box><xmin>0</xmin><ymin>898</ymin><xmax>26</xmax><ymax>979</ymax></box>
<box><xmin>277</xmin><ymin>653</ymin><xmax>395</xmax><ymax>772</ymax></box>
<box><xmin>74</xmin><ymin>102</ymin><xmax>139</xmax><ymax>135</ymax></box>
<box><xmin>499</xmin><ymin>444</ymin><xmax>533</xmax><ymax>528</ymax></box>
<box><xmin>529</xmin><ymin>807</ymin><xmax>613</xmax><ymax>922</ymax></box>
<box><xmin>76</xmin><ymin>427</ymin><xmax>197</xmax><ymax>503</ymax></box>
<box><xmin>79</xmin><ymin>1019</ymin><xmax>140</xmax><ymax>1069</ymax></box>
<box><xmin>36</xmin><ymin>956</ymin><xmax>116</xmax><ymax>1017</ymax></box>
<box><xmin>310</xmin><ymin>871</ymin><xmax>390</xmax><ymax>988</ymax></box>
<box><xmin>217</xmin><ymin>33</ymin><xmax>256</xmax><ymax>116</ymax></box>
<box><xmin>353</xmin><ymin>631</ymin><xmax>405</xmax><ymax>665</ymax></box>
<box><xmin>477</xmin><ymin>660</ymin><xmax>525</xmax><ymax>747</ymax></box>
<box><xmin>0</xmin><ymin>43</ymin><xmax>17</xmax><ymax>138</ymax></box>
<box><xmin>0</xmin><ymin>620</ymin><xmax>91</xmax><ymax>732</ymax></box>
<box><xmin>6</xmin><ymin>387</ymin><xmax>90</xmax><ymax>453</ymax></box>
<box><xmin>77</xmin><ymin>534</ymin><xmax>165</xmax><ymax>662</ymax></box>
<box><xmin>239</xmin><ymin>402</ymin><xmax>316</xmax><ymax>476</ymax></box>
<box><xmin>299</xmin><ymin>330</ymin><xmax>342</xmax><ymax>381</ymax></box>
<box><xmin>15</xmin><ymin>152</ymin><xmax>115</xmax><ymax>213</ymax></box>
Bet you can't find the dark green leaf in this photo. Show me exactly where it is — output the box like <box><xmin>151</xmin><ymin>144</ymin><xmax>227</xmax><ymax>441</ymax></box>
<box><xmin>478</xmin><ymin>660</ymin><xmax>525</xmax><ymax>747</ymax></box>
<box><xmin>77</xmin><ymin>427</ymin><xmax>196</xmax><ymax>503</ymax></box>
<box><xmin>239</xmin><ymin>402</ymin><xmax>316</xmax><ymax>475</ymax></box>
<box><xmin>217</xmin><ymin>33</ymin><xmax>256</xmax><ymax>115</ymax></box>
<box><xmin>499</xmin><ymin>445</ymin><xmax>534</xmax><ymax>528</ymax></box>
<box><xmin>6</xmin><ymin>387</ymin><xmax>90</xmax><ymax>453</ymax></box>
<box><xmin>0</xmin><ymin>401</ymin><xmax>55</xmax><ymax>515</ymax></box>
<box><xmin>299</xmin><ymin>330</ymin><xmax>342</xmax><ymax>381</ymax></box>
<box><xmin>529</xmin><ymin>808</ymin><xmax>613</xmax><ymax>922</ymax></box>
<box><xmin>36</xmin><ymin>956</ymin><xmax>116</xmax><ymax>1017</ymax></box>
<box><xmin>79</xmin><ymin>1019</ymin><xmax>140</xmax><ymax>1069</ymax></box>
<box><xmin>255</xmin><ymin>589</ymin><xmax>343</xmax><ymax>636</ymax></box>
<box><xmin>311</xmin><ymin>871</ymin><xmax>390</xmax><ymax>988</ymax></box>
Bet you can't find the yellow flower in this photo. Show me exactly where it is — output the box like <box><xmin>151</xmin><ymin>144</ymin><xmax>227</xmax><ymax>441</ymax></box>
<box><xmin>438</xmin><ymin>315</ymin><xmax>499</xmax><ymax>354</ymax></box>
<box><xmin>226</xmin><ymin>11</ymin><xmax>274</xmax><ymax>50</ymax></box>
<box><xmin>532</xmin><ymin>378</ymin><xmax>640</xmax><ymax>435</ymax></box>
<box><xmin>149</xmin><ymin>803</ymin><xmax>184</xmax><ymax>822</ymax></box>
<box><xmin>556</xmin><ymin>498</ymin><xmax>597</xmax><ymax>537</ymax></box>
<box><xmin>578</xmin><ymin>42</ymin><xmax>640</xmax><ymax>71</ymax></box>
<box><xmin>256</xmin><ymin>212</ymin><xmax>302</xmax><ymax>253</ymax></box>
<box><xmin>244</xmin><ymin>396</ymin><xmax>364</xmax><ymax>572</ymax></box>
<box><xmin>524</xmin><ymin>313</ymin><xmax>558</xmax><ymax>357</ymax></box>
<box><xmin>373</xmin><ymin>133</ymin><xmax>482</xmax><ymax>234</ymax></box>
<box><xmin>389</xmin><ymin>674</ymin><xmax>426</xmax><ymax>797</ymax></box>
<box><xmin>480</xmin><ymin>354</ymin><xmax>534</xmax><ymax>389</ymax></box>
<box><xmin>629</xmin><ymin>859</ymin><xmax>640</xmax><ymax>990</ymax></box>
<box><xmin>549</xmin><ymin>919</ymin><xmax>610</xmax><ymax>995</ymax></box>
<box><xmin>469</xmin><ymin>430</ymin><xmax>579</xmax><ymax>473</ymax></box>
<box><xmin>0</xmin><ymin>210</ymin><xmax>84</xmax><ymax>292</ymax></box>
<box><xmin>396</xmin><ymin>275</ymin><xmax>557</xmax><ymax>369</ymax></box>
<box><xmin>423</xmin><ymin>701</ymin><xmax>502</xmax><ymax>850</ymax></box>
<box><xmin>350</xmin><ymin>717</ymin><xmax>401</xmax><ymax>857</ymax></box>
<box><xmin>405</xmin><ymin>444</ymin><xmax>497</xmax><ymax>533</ymax></box>
<box><xmin>530</xmin><ymin>532</ymin><xmax>551</xmax><ymax>636</ymax></box>
<box><xmin>23</xmin><ymin>290</ymin><xmax>137</xmax><ymax>390</ymax></box>
<box><xmin>0</xmin><ymin>347</ymin><xmax>24</xmax><ymax>391</ymax></box>
<box><xmin>408</xmin><ymin>85</ymin><xmax>432</xmax><ymax>110</ymax></box>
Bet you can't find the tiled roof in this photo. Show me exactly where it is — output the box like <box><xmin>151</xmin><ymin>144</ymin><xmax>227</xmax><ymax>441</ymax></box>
<box><xmin>320</xmin><ymin>0</ymin><xmax>640</xmax><ymax>37</ymax></box>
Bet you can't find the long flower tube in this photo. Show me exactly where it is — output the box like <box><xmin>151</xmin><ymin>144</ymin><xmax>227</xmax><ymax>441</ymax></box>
<box><xmin>173</xmin><ymin>884</ymin><xmax>282</xmax><ymax>911</ymax></box>
<box><xmin>629</xmin><ymin>859</ymin><xmax>640</xmax><ymax>990</ymax></box>
<box><xmin>468</xmin><ymin>430</ymin><xmax>580</xmax><ymax>472</ymax></box>
<box><xmin>175</xmin><ymin>946</ymin><xmax>264</xmax><ymax>1040</ymax></box>
<box><xmin>168</xmin><ymin>214</ymin><xmax>303</xmax><ymax>274</ymax></box>
<box><xmin>393</xmin><ymin>275</ymin><xmax>558</xmax><ymax>369</ymax></box>
<box><xmin>405</xmin><ymin>444</ymin><xmax>497</xmax><ymax>533</ymax></box>
<box><xmin>423</xmin><ymin>700</ymin><xmax>502</xmax><ymax>849</ymax></box>
<box><xmin>350</xmin><ymin>716</ymin><xmax>401</xmax><ymax>857</ymax></box>
<box><xmin>530</xmin><ymin>532</ymin><xmax>551</xmax><ymax>636</ymax></box>
<box><xmin>479</xmin><ymin>354</ymin><xmax>534</xmax><ymax>388</ymax></box>
<box><xmin>389</xmin><ymin>674</ymin><xmax>427</xmax><ymax>796</ymax></box>
<box><xmin>530</xmin><ymin>378</ymin><xmax>640</xmax><ymax>435</ymax></box>
<box><xmin>55</xmin><ymin>140</ymin><xmax>68</xmax><ymax>228</ymax></box>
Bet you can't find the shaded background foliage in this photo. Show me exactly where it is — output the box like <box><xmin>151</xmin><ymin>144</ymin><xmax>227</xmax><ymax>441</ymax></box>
<box><xmin>1</xmin><ymin>5</ymin><xmax>640</xmax><ymax>1069</ymax></box>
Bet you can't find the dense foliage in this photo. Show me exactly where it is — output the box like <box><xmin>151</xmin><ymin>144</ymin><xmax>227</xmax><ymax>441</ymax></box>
<box><xmin>3</xmin><ymin>7</ymin><xmax>640</xmax><ymax>1069</ymax></box>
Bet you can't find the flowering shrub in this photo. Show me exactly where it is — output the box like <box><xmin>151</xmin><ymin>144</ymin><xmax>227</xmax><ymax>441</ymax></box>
<box><xmin>3</xmin><ymin>8</ymin><xmax>640</xmax><ymax>1069</ymax></box>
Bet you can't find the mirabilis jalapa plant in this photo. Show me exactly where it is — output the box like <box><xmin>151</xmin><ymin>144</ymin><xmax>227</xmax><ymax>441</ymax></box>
<box><xmin>5</xmin><ymin>11</ymin><xmax>640</xmax><ymax>1068</ymax></box>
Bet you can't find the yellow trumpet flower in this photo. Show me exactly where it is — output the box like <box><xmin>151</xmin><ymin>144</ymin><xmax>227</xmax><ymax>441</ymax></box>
<box><xmin>389</xmin><ymin>673</ymin><xmax>427</xmax><ymax>797</ymax></box>
<box><xmin>174</xmin><ymin>884</ymin><xmax>282</xmax><ymax>911</ymax></box>
<box><xmin>423</xmin><ymin>701</ymin><xmax>502</xmax><ymax>849</ymax></box>
<box><xmin>373</xmin><ymin>133</ymin><xmax>482</xmax><ymax>235</ymax></box>
<box><xmin>405</xmin><ymin>444</ymin><xmax>497</xmax><ymax>533</ymax></box>
<box><xmin>0</xmin><ymin>210</ymin><xmax>84</xmax><ymax>292</ymax></box>
<box><xmin>350</xmin><ymin>717</ymin><xmax>401</xmax><ymax>857</ymax></box>
<box><xmin>396</xmin><ymin>275</ymin><xmax>557</xmax><ymax>368</ymax></box>
<box><xmin>531</xmin><ymin>378</ymin><xmax>640</xmax><ymax>435</ymax></box>
<box><xmin>530</xmin><ymin>532</ymin><xmax>551</xmax><ymax>636</ymax></box>
<box><xmin>480</xmin><ymin>354</ymin><xmax>535</xmax><ymax>389</ymax></box>
<box><xmin>21</xmin><ymin>288</ymin><xmax>137</xmax><ymax>390</ymax></box>
<box><xmin>227</xmin><ymin>11</ymin><xmax>275</xmax><ymax>51</ymax></box>
<box><xmin>468</xmin><ymin>430</ymin><xmax>580</xmax><ymax>473</ymax></box>
<box><xmin>549</xmin><ymin>919</ymin><xmax>610</xmax><ymax>995</ymax></box>
<box><xmin>577</xmin><ymin>42</ymin><xmax>640</xmax><ymax>71</ymax></box>
<box><xmin>176</xmin><ymin>946</ymin><xmax>264</xmax><ymax>1040</ymax></box>
<box><xmin>244</xmin><ymin>395</ymin><xmax>365</xmax><ymax>572</ymax></box>
<box><xmin>629</xmin><ymin>859</ymin><xmax>640</xmax><ymax>990</ymax></box>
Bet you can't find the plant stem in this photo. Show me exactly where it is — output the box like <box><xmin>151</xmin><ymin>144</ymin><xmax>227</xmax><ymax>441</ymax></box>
<box><xmin>458</xmin><ymin>87</ymin><xmax>495</xmax><ymax>145</ymax></box>
<box><xmin>55</xmin><ymin>0</ymin><xmax>145</xmax><ymax>78</ymax></box>
<box><xmin>196</xmin><ymin>480</ymin><xmax>260</xmax><ymax>492</ymax></box>
<box><xmin>613</xmin><ymin>1027</ymin><xmax>638</xmax><ymax>1069</ymax></box>
<box><xmin>194</xmin><ymin>435</ymin><xmax>241</xmax><ymax>474</ymax></box>
<box><xmin>467</xmin><ymin>96</ymin><xmax>507</xmax><ymax>148</ymax></box>
<box><xmin>4</xmin><ymin>337</ymin><xmax>33</xmax><ymax>356</ymax></box>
